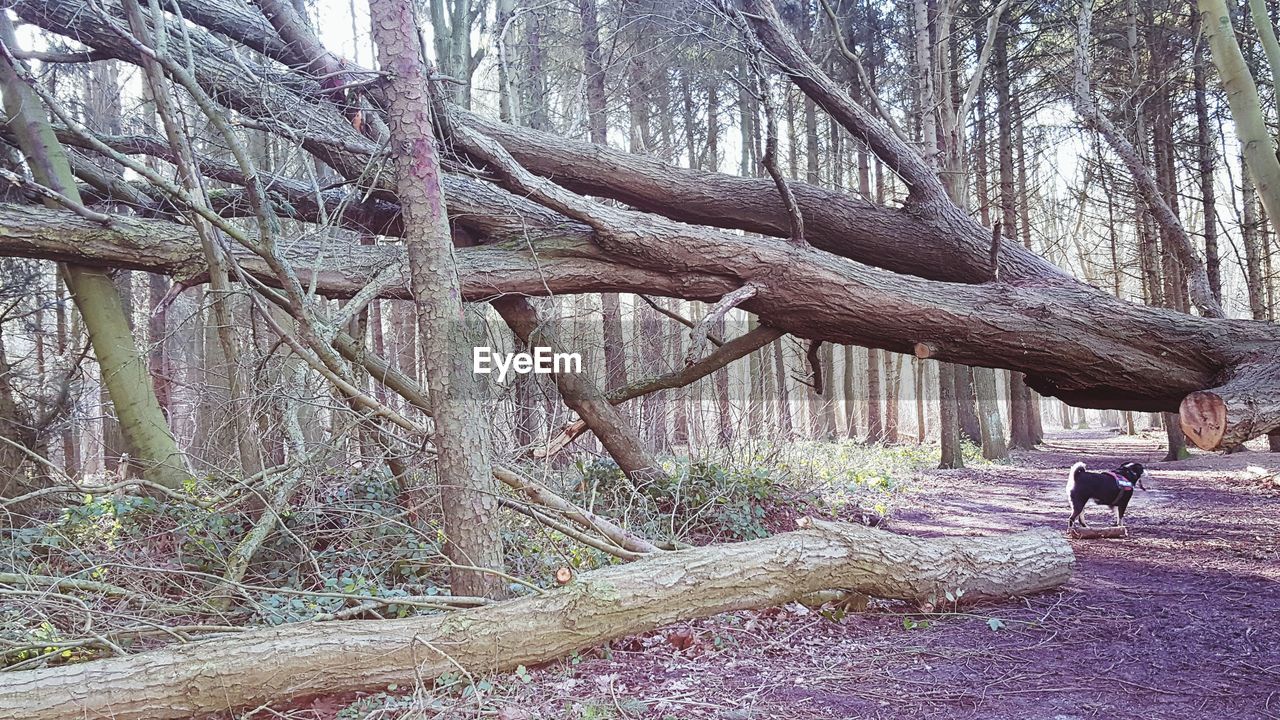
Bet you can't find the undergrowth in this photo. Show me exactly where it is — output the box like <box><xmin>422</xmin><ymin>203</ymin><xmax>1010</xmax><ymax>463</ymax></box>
<box><xmin>1</xmin><ymin>440</ymin><xmax>961</xmax><ymax>670</ymax></box>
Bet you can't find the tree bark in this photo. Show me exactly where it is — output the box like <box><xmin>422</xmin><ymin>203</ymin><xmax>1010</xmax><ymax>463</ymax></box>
<box><xmin>1202</xmin><ymin>0</ymin><xmax>1280</xmax><ymax>238</ymax></box>
<box><xmin>884</xmin><ymin>352</ymin><xmax>902</xmax><ymax>443</ymax></box>
<box><xmin>0</xmin><ymin>520</ymin><xmax>1072</xmax><ymax>720</ymax></box>
<box><xmin>494</xmin><ymin>296</ymin><xmax>668</xmax><ymax>486</ymax></box>
<box><xmin>369</xmin><ymin>0</ymin><xmax>503</xmax><ymax>598</ymax></box>
<box><xmin>5</xmin><ymin>0</ymin><xmax>1280</xmax><ymax>448</ymax></box>
<box><xmin>1075</xmin><ymin>0</ymin><xmax>1222</xmax><ymax>318</ymax></box>
<box><xmin>0</xmin><ymin>15</ymin><xmax>188</xmax><ymax>488</ymax></box>
<box><xmin>1193</xmin><ymin>6</ymin><xmax>1221</xmax><ymax>302</ymax></box>
<box><xmin>866</xmin><ymin>347</ymin><xmax>884</xmax><ymax>442</ymax></box>
<box><xmin>939</xmin><ymin>361</ymin><xmax>964</xmax><ymax>469</ymax></box>
<box><xmin>6</xmin><ymin>200</ymin><xmax>1277</xmax><ymax>448</ymax></box>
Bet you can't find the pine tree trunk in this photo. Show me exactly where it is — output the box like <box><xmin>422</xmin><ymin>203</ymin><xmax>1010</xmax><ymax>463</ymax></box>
<box><xmin>370</xmin><ymin>0</ymin><xmax>504</xmax><ymax>597</ymax></box>
<box><xmin>1193</xmin><ymin>7</ymin><xmax>1221</xmax><ymax>302</ymax></box>
<box><xmin>866</xmin><ymin>347</ymin><xmax>884</xmax><ymax>442</ymax></box>
<box><xmin>939</xmin><ymin>362</ymin><xmax>964</xmax><ymax>469</ymax></box>
<box><xmin>884</xmin><ymin>352</ymin><xmax>901</xmax><ymax>444</ymax></box>
<box><xmin>843</xmin><ymin>345</ymin><xmax>860</xmax><ymax>438</ymax></box>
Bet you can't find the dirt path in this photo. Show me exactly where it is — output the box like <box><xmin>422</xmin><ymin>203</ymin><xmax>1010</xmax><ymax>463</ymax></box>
<box><xmin>511</xmin><ymin>431</ymin><xmax>1280</xmax><ymax>720</ymax></box>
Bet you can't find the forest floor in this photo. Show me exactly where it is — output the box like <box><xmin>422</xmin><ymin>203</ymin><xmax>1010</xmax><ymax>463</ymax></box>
<box><xmin>298</xmin><ymin>430</ymin><xmax>1280</xmax><ymax>720</ymax></box>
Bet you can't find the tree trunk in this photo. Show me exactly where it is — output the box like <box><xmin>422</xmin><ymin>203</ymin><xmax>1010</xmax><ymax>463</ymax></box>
<box><xmin>1008</xmin><ymin>371</ymin><xmax>1035</xmax><ymax>449</ymax></box>
<box><xmin>1201</xmin><ymin>0</ymin><xmax>1280</xmax><ymax>237</ymax></box>
<box><xmin>580</xmin><ymin>0</ymin><xmax>627</xmax><ymax>396</ymax></box>
<box><xmin>370</xmin><ymin>0</ymin><xmax>503</xmax><ymax>598</ymax></box>
<box><xmin>915</xmin><ymin>357</ymin><xmax>928</xmax><ymax>443</ymax></box>
<box><xmin>1193</xmin><ymin>6</ymin><xmax>1221</xmax><ymax>302</ymax></box>
<box><xmin>0</xmin><ymin>15</ymin><xmax>187</xmax><ymax>488</ymax></box>
<box><xmin>884</xmin><ymin>352</ymin><xmax>902</xmax><ymax>443</ymax></box>
<box><xmin>1243</xmin><ymin>169</ymin><xmax>1268</xmax><ymax>320</ymax></box>
<box><xmin>866</xmin><ymin>347</ymin><xmax>884</xmax><ymax>442</ymax></box>
<box><xmin>773</xmin><ymin>336</ymin><xmax>794</xmax><ymax>439</ymax></box>
<box><xmin>714</xmin><ymin>311</ymin><xmax>734</xmax><ymax>446</ymax></box>
<box><xmin>939</xmin><ymin>361</ymin><xmax>964</xmax><ymax>469</ymax></box>
<box><xmin>495</xmin><ymin>296</ymin><xmax>667</xmax><ymax>486</ymax></box>
<box><xmin>0</xmin><ymin>520</ymin><xmax>1072</xmax><ymax>720</ymax></box>
<box><xmin>843</xmin><ymin>345</ymin><xmax>860</xmax><ymax>438</ymax></box>
<box><xmin>6</xmin><ymin>0</ymin><xmax>1280</xmax><ymax>448</ymax></box>
<box><xmin>956</xmin><ymin>366</ymin><xmax>982</xmax><ymax>444</ymax></box>
<box><xmin>974</xmin><ymin>365</ymin><xmax>1007</xmax><ymax>459</ymax></box>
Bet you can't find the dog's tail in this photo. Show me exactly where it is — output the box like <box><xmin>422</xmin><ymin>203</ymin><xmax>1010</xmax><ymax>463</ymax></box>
<box><xmin>1066</xmin><ymin>462</ymin><xmax>1086</xmax><ymax>492</ymax></box>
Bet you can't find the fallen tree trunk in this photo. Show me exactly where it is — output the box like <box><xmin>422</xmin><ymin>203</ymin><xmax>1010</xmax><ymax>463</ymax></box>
<box><xmin>493</xmin><ymin>295</ymin><xmax>668</xmax><ymax>485</ymax></box>
<box><xmin>537</xmin><ymin>324</ymin><xmax>787</xmax><ymax>456</ymax></box>
<box><xmin>10</xmin><ymin>0</ymin><xmax>1280</xmax><ymax>445</ymax></box>
<box><xmin>0</xmin><ymin>520</ymin><xmax>1071</xmax><ymax>720</ymax></box>
<box><xmin>3</xmin><ymin>202</ymin><xmax>1277</xmax><ymax>417</ymax></box>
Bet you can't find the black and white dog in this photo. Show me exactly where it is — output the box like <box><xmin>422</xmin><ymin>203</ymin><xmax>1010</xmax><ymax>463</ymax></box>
<box><xmin>1066</xmin><ymin>461</ymin><xmax>1147</xmax><ymax>528</ymax></box>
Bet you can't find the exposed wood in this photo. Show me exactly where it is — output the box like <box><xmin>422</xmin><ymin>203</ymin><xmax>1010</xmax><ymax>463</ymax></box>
<box><xmin>1069</xmin><ymin>526</ymin><xmax>1129</xmax><ymax>539</ymax></box>
<box><xmin>1180</xmin><ymin>360</ymin><xmax>1280</xmax><ymax>450</ymax></box>
<box><xmin>0</xmin><ymin>520</ymin><xmax>1073</xmax><ymax>720</ymax></box>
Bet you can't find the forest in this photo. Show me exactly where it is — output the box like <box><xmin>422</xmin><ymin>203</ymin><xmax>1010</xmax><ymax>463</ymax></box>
<box><xmin>0</xmin><ymin>0</ymin><xmax>1278</xmax><ymax>717</ymax></box>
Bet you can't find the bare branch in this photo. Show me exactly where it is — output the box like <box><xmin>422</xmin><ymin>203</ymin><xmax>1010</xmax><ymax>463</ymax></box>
<box><xmin>1072</xmin><ymin>0</ymin><xmax>1223</xmax><ymax>318</ymax></box>
<box><xmin>816</xmin><ymin>0</ymin><xmax>909</xmax><ymax>143</ymax></box>
<box><xmin>687</xmin><ymin>284</ymin><xmax>758</xmax><ymax>364</ymax></box>
<box><xmin>740</xmin><ymin>0</ymin><xmax>948</xmax><ymax>205</ymax></box>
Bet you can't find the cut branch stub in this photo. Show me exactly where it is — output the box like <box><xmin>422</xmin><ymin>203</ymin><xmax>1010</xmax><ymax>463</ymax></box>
<box><xmin>914</xmin><ymin>342</ymin><xmax>936</xmax><ymax>359</ymax></box>
<box><xmin>1179</xmin><ymin>361</ymin><xmax>1280</xmax><ymax>450</ymax></box>
<box><xmin>1180</xmin><ymin>390</ymin><xmax>1227</xmax><ymax>451</ymax></box>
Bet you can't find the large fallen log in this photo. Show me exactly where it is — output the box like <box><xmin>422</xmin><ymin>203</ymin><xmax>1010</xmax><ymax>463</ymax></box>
<box><xmin>5</xmin><ymin>201</ymin><xmax>1279</xmax><ymax>421</ymax></box>
<box><xmin>0</xmin><ymin>520</ymin><xmax>1072</xmax><ymax>720</ymax></box>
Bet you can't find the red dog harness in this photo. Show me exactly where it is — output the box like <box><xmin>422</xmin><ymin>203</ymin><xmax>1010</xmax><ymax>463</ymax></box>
<box><xmin>1105</xmin><ymin>471</ymin><xmax>1134</xmax><ymax>491</ymax></box>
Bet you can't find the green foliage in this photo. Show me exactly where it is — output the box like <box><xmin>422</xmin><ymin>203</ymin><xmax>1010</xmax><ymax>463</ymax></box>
<box><xmin>647</xmin><ymin>459</ymin><xmax>778</xmax><ymax>540</ymax></box>
<box><xmin>902</xmin><ymin>617</ymin><xmax>932</xmax><ymax>631</ymax></box>
<box><xmin>4</xmin><ymin>621</ymin><xmax>87</xmax><ymax>667</ymax></box>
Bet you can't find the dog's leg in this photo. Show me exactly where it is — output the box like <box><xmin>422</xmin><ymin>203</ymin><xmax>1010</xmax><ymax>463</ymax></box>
<box><xmin>1068</xmin><ymin>492</ymin><xmax>1090</xmax><ymax>529</ymax></box>
<box><xmin>1069</xmin><ymin>498</ymin><xmax>1088</xmax><ymax>528</ymax></box>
